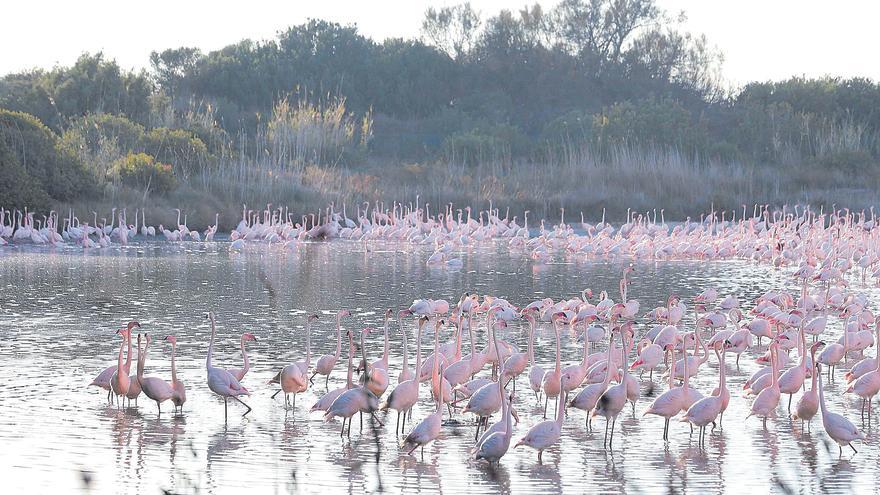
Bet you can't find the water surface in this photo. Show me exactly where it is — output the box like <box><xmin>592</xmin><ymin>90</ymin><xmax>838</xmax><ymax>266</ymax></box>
<box><xmin>0</xmin><ymin>240</ymin><xmax>875</xmax><ymax>494</ymax></box>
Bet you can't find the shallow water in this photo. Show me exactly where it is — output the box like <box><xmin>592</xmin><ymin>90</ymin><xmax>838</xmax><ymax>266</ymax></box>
<box><xmin>0</xmin><ymin>239</ymin><xmax>877</xmax><ymax>494</ymax></box>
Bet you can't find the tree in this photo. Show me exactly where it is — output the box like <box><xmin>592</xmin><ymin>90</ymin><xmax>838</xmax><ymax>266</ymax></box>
<box><xmin>421</xmin><ymin>2</ymin><xmax>482</xmax><ymax>60</ymax></box>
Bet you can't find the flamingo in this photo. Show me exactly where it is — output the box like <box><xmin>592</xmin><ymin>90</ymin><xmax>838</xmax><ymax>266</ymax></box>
<box><xmin>473</xmin><ymin>389</ymin><xmax>515</xmax><ymax>464</ymax></box>
<box><xmin>593</xmin><ymin>324</ymin><xmax>629</xmax><ymax>449</ymax></box>
<box><xmin>570</xmin><ymin>329</ymin><xmax>616</xmax><ymax>429</ymax></box>
<box><xmin>682</xmin><ymin>341</ymin><xmax>730</xmax><ymax>444</ymax></box>
<box><xmin>644</xmin><ymin>345</ymin><xmax>684</xmax><ymax>440</ymax></box>
<box><xmin>402</xmin><ymin>323</ymin><xmax>447</xmax><ymax>457</ymax></box>
<box><xmin>324</xmin><ymin>328</ymin><xmax>383</xmax><ymax>437</ymax></box>
<box><xmin>110</xmin><ymin>326</ymin><xmax>134</xmax><ymax>405</ymax></box>
<box><xmin>817</xmin><ymin>363</ymin><xmax>865</xmax><ymax>455</ymax></box>
<box><xmin>205</xmin><ymin>312</ymin><xmax>251</xmax><ymax>419</ymax></box>
<box><xmin>311</xmin><ymin>332</ymin><xmax>356</xmax><ymax>415</ymax></box>
<box><xmin>515</xmin><ymin>363</ymin><xmax>564</xmax><ymax>463</ymax></box>
<box><xmin>846</xmin><ymin>317</ymin><xmax>880</xmax><ymax>417</ymax></box>
<box><xmin>748</xmin><ymin>340</ymin><xmax>783</xmax><ymax>427</ymax></box>
<box><xmin>383</xmin><ymin>317</ymin><xmax>429</xmax><ymax>434</ymax></box>
<box><xmin>793</xmin><ymin>341</ymin><xmax>825</xmax><ymax>426</ymax></box>
<box><xmin>312</xmin><ymin>310</ymin><xmax>351</xmax><ymax>386</ymax></box>
<box><xmin>165</xmin><ymin>335</ymin><xmax>186</xmax><ymax>413</ymax></box>
<box><xmin>540</xmin><ymin>313</ymin><xmax>565</xmax><ymax>418</ymax></box>
<box><xmin>137</xmin><ymin>333</ymin><xmax>175</xmax><ymax>416</ymax></box>
<box><xmin>277</xmin><ymin>314</ymin><xmax>319</xmax><ymax>411</ymax></box>
<box><xmin>524</xmin><ymin>310</ymin><xmax>546</xmax><ymax>400</ymax></box>
<box><xmin>818</xmin><ymin>319</ymin><xmax>849</xmax><ymax>379</ymax></box>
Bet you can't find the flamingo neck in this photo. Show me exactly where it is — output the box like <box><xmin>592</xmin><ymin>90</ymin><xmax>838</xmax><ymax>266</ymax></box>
<box><xmin>123</xmin><ymin>330</ymin><xmax>133</xmax><ymax>373</ymax></box>
<box><xmin>382</xmin><ymin>317</ymin><xmax>389</xmax><ymax>365</ymax></box>
<box><xmin>137</xmin><ymin>336</ymin><xmax>148</xmax><ymax>381</ymax></box>
<box><xmin>305</xmin><ymin>319</ymin><xmax>312</xmax><ymax>368</ymax></box>
<box><xmin>117</xmin><ymin>334</ymin><xmax>126</xmax><ymax>373</ymax></box>
<box><xmin>170</xmin><ymin>342</ymin><xmax>179</xmax><ymax>384</ymax></box>
<box><xmin>345</xmin><ymin>335</ymin><xmax>354</xmax><ymax>388</ymax></box>
<box><xmin>334</xmin><ymin>314</ymin><xmax>343</xmax><ymax>359</ymax></box>
<box><xmin>817</xmin><ymin>365</ymin><xmax>827</xmax><ymax>414</ymax></box>
<box><xmin>240</xmin><ymin>336</ymin><xmax>250</xmax><ymax>375</ymax></box>
<box><xmin>527</xmin><ymin>318</ymin><xmax>536</xmax><ymax>366</ymax></box>
<box><xmin>399</xmin><ymin>315</ymin><xmax>408</xmax><ymax>369</ymax></box>
<box><xmin>415</xmin><ymin>322</ymin><xmax>425</xmax><ymax>385</ymax></box>
<box><xmin>207</xmin><ymin>315</ymin><xmax>216</xmax><ymax>369</ymax></box>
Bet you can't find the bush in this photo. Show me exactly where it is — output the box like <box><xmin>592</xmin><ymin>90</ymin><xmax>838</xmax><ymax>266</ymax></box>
<box><xmin>0</xmin><ymin>138</ymin><xmax>51</xmax><ymax>211</ymax></box>
<box><xmin>111</xmin><ymin>152</ymin><xmax>176</xmax><ymax>195</ymax></box>
<box><xmin>0</xmin><ymin>109</ymin><xmax>95</xmax><ymax>201</ymax></box>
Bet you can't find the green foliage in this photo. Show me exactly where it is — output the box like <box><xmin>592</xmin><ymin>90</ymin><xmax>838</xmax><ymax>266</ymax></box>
<box><xmin>0</xmin><ymin>53</ymin><xmax>153</xmax><ymax>130</ymax></box>
<box><xmin>593</xmin><ymin>98</ymin><xmax>707</xmax><ymax>154</ymax></box>
<box><xmin>443</xmin><ymin>124</ymin><xmax>528</xmax><ymax>166</ymax></box>
<box><xmin>110</xmin><ymin>152</ymin><xmax>176</xmax><ymax>195</ymax></box>
<box><xmin>0</xmin><ymin>109</ymin><xmax>94</xmax><ymax>201</ymax></box>
<box><xmin>0</xmin><ymin>138</ymin><xmax>51</xmax><ymax>211</ymax></box>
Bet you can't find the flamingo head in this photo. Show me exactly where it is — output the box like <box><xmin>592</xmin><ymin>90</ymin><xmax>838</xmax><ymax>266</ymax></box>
<box><xmin>242</xmin><ymin>332</ymin><xmax>257</xmax><ymax>342</ymax></box>
<box><xmin>164</xmin><ymin>335</ymin><xmax>177</xmax><ymax>345</ymax></box>
<box><xmin>811</xmin><ymin>341</ymin><xmax>826</xmax><ymax>353</ymax></box>
<box><xmin>127</xmin><ymin>321</ymin><xmax>141</xmax><ymax>331</ymax></box>
<box><xmin>385</xmin><ymin>308</ymin><xmax>394</xmax><ymax>318</ymax></box>
<box><xmin>339</xmin><ymin>309</ymin><xmax>352</xmax><ymax>318</ymax></box>
<box><xmin>583</xmin><ymin>289</ymin><xmax>594</xmax><ymax>299</ymax></box>
<box><xmin>308</xmin><ymin>314</ymin><xmax>320</xmax><ymax>322</ymax></box>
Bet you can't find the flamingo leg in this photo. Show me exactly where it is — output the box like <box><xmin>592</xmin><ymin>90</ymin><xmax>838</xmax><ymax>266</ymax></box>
<box><xmin>233</xmin><ymin>396</ymin><xmax>252</xmax><ymax>416</ymax></box>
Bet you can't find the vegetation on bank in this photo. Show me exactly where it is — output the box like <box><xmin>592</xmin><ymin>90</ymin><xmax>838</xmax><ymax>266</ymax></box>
<box><xmin>2</xmin><ymin>0</ymin><xmax>879</xmax><ymax>228</ymax></box>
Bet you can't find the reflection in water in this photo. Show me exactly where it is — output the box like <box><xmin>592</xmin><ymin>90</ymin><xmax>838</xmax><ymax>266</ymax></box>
<box><xmin>0</xmin><ymin>240</ymin><xmax>878</xmax><ymax>493</ymax></box>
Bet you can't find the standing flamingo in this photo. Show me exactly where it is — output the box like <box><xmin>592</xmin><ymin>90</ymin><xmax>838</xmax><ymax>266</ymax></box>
<box><xmin>846</xmin><ymin>317</ymin><xmax>880</xmax><ymax>418</ymax></box>
<box><xmin>383</xmin><ymin>316</ymin><xmax>429</xmax><ymax>434</ymax></box>
<box><xmin>402</xmin><ymin>321</ymin><xmax>447</xmax><ymax>457</ymax></box>
<box><xmin>818</xmin><ymin>363</ymin><xmax>865</xmax><ymax>455</ymax></box>
<box><xmin>515</xmin><ymin>318</ymin><xmax>564</xmax><ymax>463</ymax></box>
<box><xmin>110</xmin><ymin>327</ymin><xmax>133</xmax><ymax>405</ymax></box>
<box><xmin>278</xmin><ymin>314</ymin><xmax>319</xmax><ymax>411</ymax></box>
<box><xmin>593</xmin><ymin>322</ymin><xmax>630</xmax><ymax>449</ymax></box>
<box><xmin>682</xmin><ymin>341</ymin><xmax>730</xmax><ymax>444</ymax></box>
<box><xmin>137</xmin><ymin>333</ymin><xmax>175</xmax><ymax>416</ymax></box>
<box><xmin>793</xmin><ymin>341</ymin><xmax>825</xmax><ymax>427</ymax></box>
<box><xmin>312</xmin><ymin>310</ymin><xmax>351</xmax><ymax>386</ymax></box>
<box><xmin>165</xmin><ymin>335</ymin><xmax>186</xmax><ymax>413</ymax></box>
<box><xmin>205</xmin><ymin>312</ymin><xmax>251</xmax><ymax>419</ymax></box>
<box><xmin>748</xmin><ymin>340</ymin><xmax>783</xmax><ymax>427</ymax></box>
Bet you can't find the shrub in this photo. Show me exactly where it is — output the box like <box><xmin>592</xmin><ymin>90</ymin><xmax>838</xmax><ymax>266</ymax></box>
<box><xmin>110</xmin><ymin>152</ymin><xmax>176</xmax><ymax>195</ymax></box>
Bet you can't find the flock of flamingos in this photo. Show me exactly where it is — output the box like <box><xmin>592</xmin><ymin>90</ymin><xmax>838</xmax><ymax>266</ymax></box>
<box><xmin>5</xmin><ymin>201</ymin><xmax>880</xmax><ymax>464</ymax></box>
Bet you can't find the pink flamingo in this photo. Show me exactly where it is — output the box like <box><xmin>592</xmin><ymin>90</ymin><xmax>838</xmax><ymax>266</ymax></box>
<box><xmin>165</xmin><ymin>335</ymin><xmax>186</xmax><ymax>413</ymax></box>
<box><xmin>312</xmin><ymin>310</ymin><xmax>351</xmax><ymax>386</ymax></box>
<box><xmin>205</xmin><ymin>312</ymin><xmax>251</xmax><ymax>419</ymax></box>
<box><xmin>137</xmin><ymin>333</ymin><xmax>175</xmax><ymax>416</ymax></box>
<box><xmin>793</xmin><ymin>341</ymin><xmax>825</xmax><ymax>427</ymax></box>
<box><xmin>818</xmin><ymin>363</ymin><xmax>865</xmax><ymax>455</ymax></box>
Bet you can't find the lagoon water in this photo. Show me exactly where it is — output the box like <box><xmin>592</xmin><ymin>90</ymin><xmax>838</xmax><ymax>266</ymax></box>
<box><xmin>0</xmin><ymin>239</ymin><xmax>876</xmax><ymax>494</ymax></box>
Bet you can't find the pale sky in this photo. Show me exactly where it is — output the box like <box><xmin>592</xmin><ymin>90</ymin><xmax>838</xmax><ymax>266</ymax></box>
<box><xmin>4</xmin><ymin>0</ymin><xmax>879</xmax><ymax>87</ymax></box>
